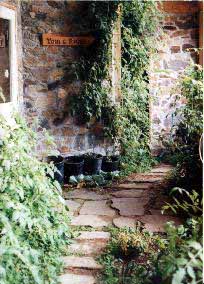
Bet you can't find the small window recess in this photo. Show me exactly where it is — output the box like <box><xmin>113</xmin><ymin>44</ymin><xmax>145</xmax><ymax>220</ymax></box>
<box><xmin>0</xmin><ymin>5</ymin><xmax>18</xmax><ymax>118</ymax></box>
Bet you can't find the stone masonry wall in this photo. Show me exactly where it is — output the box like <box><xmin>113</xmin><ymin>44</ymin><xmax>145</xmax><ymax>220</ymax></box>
<box><xmin>149</xmin><ymin>7</ymin><xmax>199</xmax><ymax>155</ymax></box>
<box><xmin>21</xmin><ymin>0</ymin><xmax>108</xmax><ymax>157</ymax></box>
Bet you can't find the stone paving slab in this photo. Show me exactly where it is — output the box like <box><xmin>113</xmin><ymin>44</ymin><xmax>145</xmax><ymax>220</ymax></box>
<box><xmin>140</xmin><ymin>172</ymin><xmax>167</xmax><ymax>176</ymax></box>
<box><xmin>62</xmin><ymin>256</ymin><xmax>102</xmax><ymax>270</ymax></box>
<box><xmin>117</xmin><ymin>183</ymin><xmax>151</xmax><ymax>189</ymax></box>
<box><xmin>69</xmin><ymin>240</ymin><xmax>108</xmax><ymax>255</ymax></box>
<box><xmin>76</xmin><ymin>231</ymin><xmax>110</xmax><ymax>241</ymax></box>
<box><xmin>80</xmin><ymin>200</ymin><xmax>116</xmax><ymax>217</ymax></box>
<box><xmin>111</xmin><ymin>189</ymin><xmax>144</xmax><ymax>198</ymax></box>
<box><xmin>65</xmin><ymin>200</ymin><xmax>81</xmax><ymax>214</ymax></box>
<box><xmin>111</xmin><ymin>198</ymin><xmax>149</xmax><ymax>216</ymax></box>
<box><xmin>136</xmin><ymin>215</ymin><xmax>182</xmax><ymax>232</ymax></box>
<box><xmin>113</xmin><ymin>216</ymin><xmax>136</xmax><ymax>229</ymax></box>
<box><xmin>127</xmin><ymin>176</ymin><xmax>164</xmax><ymax>183</ymax></box>
<box><xmin>151</xmin><ymin>166</ymin><xmax>173</xmax><ymax>173</ymax></box>
<box><xmin>60</xmin><ymin>273</ymin><xmax>95</xmax><ymax>284</ymax></box>
<box><xmin>64</xmin><ymin>190</ymin><xmax>109</xmax><ymax>201</ymax></box>
<box><xmin>71</xmin><ymin>215</ymin><xmax>112</xmax><ymax>228</ymax></box>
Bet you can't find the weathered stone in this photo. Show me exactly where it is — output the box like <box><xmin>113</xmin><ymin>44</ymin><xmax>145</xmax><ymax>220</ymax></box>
<box><xmin>171</xmin><ymin>30</ymin><xmax>190</xmax><ymax>38</ymax></box>
<box><xmin>117</xmin><ymin>183</ymin><xmax>151</xmax><ymax>189</ymax></box>
<box><xmin>113</xmin><ymin>217</ymin><xmax>136</xmax><ymax>229</ymax></box>
<box><xmin>62</xmin><ymin>256</ymin><xmax>102</xmax><ymax>270</ymax></box>
<box><xmin>65</xmin><ymin>200</ymin><xmax>81</xmax><ymax>214</ymax></box>
<box><xmin>80</xmin><ymin>201</ymin><xmax>116</xmax><ymax>217</ymax></box>
<box><xmin>64</xmin><ymin>190</ymin><xmax>109</xmax><ymax>201</ymax></box>
<box><xmin>111</xmin><ymin>198</ymin><xmax>149</xmax><ymax>216</ymax></box>
<box><xmin>60</xmin><ymin>273</ymin><xmax>95</xmax><ymax>284</ymax></box>
<box><xmin>163</xmin><ymin>25</ymin><xmax>177</xmax><ymax>30</ymax></box>
<box><xmin>71</xmin><ymin>215</ymin><xmax>112</xmax><ymax>228</ymax></box>
<box><xmin>170</xmin><ymin>46</ymin><xmax>181</xmax><ymax>53</ymax></box>
<box><xmin>111</xmin><ymin>189</ymin><xmax>144</xmax><ymax>198</ymax></box>
<box><xmin>76</xmin><ymin>231</ymin><xmax>110</xmax><ymax>241</ymax></box>
<box><xmin>168</xmin><ymin>60</ymin><xmax>189</xmax><ymax>71</ymax></box>
<box><xmin>136</xmin><ymin>215</ymin><xmax>182</xmax><ymax>233</ymax></box>
<box><xmin>182</xmin><ymin>43</ymin><xmax>195</xmax><ymax>51</ymax></box>
<box><xmin>127</xmin><ymin>176</ymin><xmax>164</xmax><ymax>183</ymax></box>
<box><xmin>151</xmin><ymin>166</ymin><xmax>173</xmax><ymax>173</ymax></box>
<box><xmin>69</xmin><ymin>240</ymin><xmax>108</xmax><ymax>255</ymax></box>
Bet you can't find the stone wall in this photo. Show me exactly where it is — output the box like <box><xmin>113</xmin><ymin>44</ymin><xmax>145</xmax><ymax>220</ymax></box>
<box><xmin>149</xmin><ymin>5</ymin><xmax>200</xmax><ymax>155</ymax></box>
<box><xmin>21</xmin><ymin>0</ymin><xmax>108</xmax><ymax>157</ymax></box>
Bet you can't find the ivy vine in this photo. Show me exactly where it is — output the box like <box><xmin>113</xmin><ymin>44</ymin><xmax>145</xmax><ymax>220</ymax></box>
<box><xmin>70</xmin><ymin>0</ymin><xmax>161</xmax><ymax>174</ymax></box>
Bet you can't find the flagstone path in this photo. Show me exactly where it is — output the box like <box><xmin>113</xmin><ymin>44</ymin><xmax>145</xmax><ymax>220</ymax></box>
<box><xmin>60</xmin><ymin>164</ymin><xmax>182</xmax><ymax>284</ymax></box>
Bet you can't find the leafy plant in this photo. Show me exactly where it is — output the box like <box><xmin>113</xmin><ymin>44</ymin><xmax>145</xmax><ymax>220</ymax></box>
<box><xmin>153</xmin><ymin>219</ymin><xmax>203</xmax><ymax>284</ymax></box>
<box><xmin>70</xmin><ymin>1</ymin><xmax>161</xmax><ymax>175</ymax></box>
<box><xmin>163</xmin><ymin>187</ymin><xmax>202</xmax><ymax>217</ymax></box>
<box><xmin>0</xmin><ymin>115</ymin><xmax>71</xmax><ymax>284</ymax></box>
<box><xmin>68</xmin><ymin>170</ymin><xmax>120</xmax><ymax>187</ymax></box>
<box><xmin>99</xmin><ymin>226</ymin><xmax>165</xmax><ymax>284</ymax></box>
<box><xmin>161</xmin><ymin>63</ymin><xmax>203</xmax><ymax>191</ymax></box>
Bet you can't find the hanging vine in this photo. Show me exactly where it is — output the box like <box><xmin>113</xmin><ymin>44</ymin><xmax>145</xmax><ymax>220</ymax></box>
<box><xmin>70</xmin><ymin>0</ymin><xmax>161</xmax><ymax>174</ymax></box>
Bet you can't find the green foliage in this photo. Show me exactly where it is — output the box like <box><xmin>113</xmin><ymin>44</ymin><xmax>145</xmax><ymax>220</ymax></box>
<box><xmin>70</xmin><ymin>2</ymin><xmax>119</xmax><ymax>122</ymax></box>
<box><xmin>154</xmin><ymin>219</ymin><xmax>203</xmax><ymax>284</ymax></box>
<box><xmin>163</xmin><ymin>187</ymin><xmax>202</xmax><ymax>217</ymax></box>
<box><xmin>0</xmin><ymin>115</ymin><xmax>71</xmax><ymax>284</ymax></box>
<box><xmin>116</xmin><ymin>0</ymin><xmax>160</xmax><ymax>174</ymax></box>
<box><xmin>68</xmin><ymin>171</ymin><xmax>120</xmax><ymax>187</ymax></box>
<box><xmin>70</xmin><ymin>1</ymin><xmax>161</xmax><ymax>175</ymax></box>
<box><xmin>162</xmin><ymin>63</ymin><xmax>203</xmax><ymax>190</ymax></box>
<box><xmin>99</xmin><ymin>226</ymin><xmax>165</xmax><ymax>284</ymax></box>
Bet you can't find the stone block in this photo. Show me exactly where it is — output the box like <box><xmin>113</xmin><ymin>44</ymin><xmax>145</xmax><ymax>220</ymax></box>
<box><xmin>80</xmin><ymin>200</ymin><xmax>116</xmax><ymax>217</ymax></box>
<box><xmin>60</xmin><ymin>273</ymin><xmax>95</xmax><ymax>284</ymax></box>
<box><xmin>62</xmin><ymin>256</ymin><xmax>102</xmax><ymax>270</ymax></box>
<box><xmin>170</xmin><ymin>46</ymin><xmax>181</xmax><ymax>53</ymax></box>
<box><xmin>111</xmin><ymin>198</ymin><xmax>149</xmax><ymax>216</ymax></box>
<box><xmin>71</xmin><ymin>215</ymin><xmax>112</xmax><ymax>228</ymax></box>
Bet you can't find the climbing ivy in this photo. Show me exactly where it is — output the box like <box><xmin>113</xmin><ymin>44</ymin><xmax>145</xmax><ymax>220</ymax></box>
<box><xmin>116</xmin><ymin>1</ymin><xmax>161</xmax><ymax>174</ymax></box>
<box><xmin>70</xmin><ymin>1</ymin><xmax>161</xmax><ymax>174</ymax></box>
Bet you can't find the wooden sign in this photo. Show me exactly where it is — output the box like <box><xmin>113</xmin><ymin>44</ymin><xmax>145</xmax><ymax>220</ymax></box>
<box><xmin>42</xmin><ymin>34</ymin><xmax>95</xmax><ymax>46</ymax></box>
<box><xmin>0</xmin><ymin>35</ymin><xmax>5</xmax><ymax>48</ymax></box>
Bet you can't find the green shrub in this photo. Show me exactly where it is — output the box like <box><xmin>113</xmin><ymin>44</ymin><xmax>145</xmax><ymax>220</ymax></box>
<box><xmin>153</xmin><ymin>218</ymin><xmax>203</xmax><ymax>284</ymax></box>
<box><xmin>99</xmin><ymin>226</ymin><xmax>165</xmax><ymax>284</ymax></box>
<box><xmin>0</xmin><ymin>115</ymin><xmax>71</xmax><ymax>284</ymax></box>
<box><xmin>162</xmin><ymin>63</ymin><xmax>203</xmax><ymax>191</ymax></box>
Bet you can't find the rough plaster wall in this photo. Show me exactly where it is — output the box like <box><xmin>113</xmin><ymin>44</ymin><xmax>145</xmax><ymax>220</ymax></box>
<box><xmin>21</xmin><ymin>0</ymin><xmax>109</xmax><ymax>157</ymax></box>
<box><xmin>149</xmin><ymin>11</ymin><xmax>199</xmax><ymax>155</ymax></box>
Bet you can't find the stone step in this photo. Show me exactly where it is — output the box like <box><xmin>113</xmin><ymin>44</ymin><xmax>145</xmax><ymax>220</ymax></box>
<box><xmin>69</xmin><ymin>239</ymin><xmax>108</xmax><ymax>256</ymax></box>
<box><xmin>71</xmin><ymin>215</ymin><xmax>113</xmax><ymax>228</ymax></box>
<box><xmin>126</xmin><ymin>176</ymin><xmax>164</xmax><ymax>183</ymax></box>
<box><xmin>60</xmin><ymin>273</ymin><xmax>95</xmax><ymax>284</ymax></box>
<box><xmin>111</xmin><ymin>189</ymin><xmax>145</xmax><ymax>198</ymax></box>
<box><xmin>141</xmin><ymin>172</ymin><xmax>167</xmax><ymax>176</ymax></box>
<box><xmin>117</xmin><ymin>183</ymin><xmax>151</xmax><ymax>189</ymax></box>
<box><xmin>64</xmin><ymin>190</ymin><xmax>109</xmax><ymax>201</ymax></box>
<box><xmin>79</xmin><ymin>200</ymin><xmax>116</xmax><ymax>217</ymax></box>
<box><xmin>62</xmin><ymin>256</ymin><xmax>102</xmax><ymax>270</ymax></box>
<box><xmin>76</xmin><ymin>231</ymin><xmax>110</xmax><ymax>241</ymax></box>
<box><xmin>151</xmin><ymin>165</ymin><xmax>173</xmax><ymax>173</ymax></box>
<box><xmin>111</xmin><ymin>197</ymin><xmax>149</xmax><ymax>216</ymax></box>
<box><xmin>113</xmin><ymin>215</ymin><xmax>182</xmax><ymax>232</ymax></box>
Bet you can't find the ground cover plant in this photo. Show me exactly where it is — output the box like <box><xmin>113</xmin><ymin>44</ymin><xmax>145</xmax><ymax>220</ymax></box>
<box><xmin>99</xmin><ymin>210</ymin><xmax>202</xmax><ymax>284</ymax></box>
<box><xmin>0</xmin><ymin>115</ymin><xmax>71</xmax><ymax>284</ymax></box>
